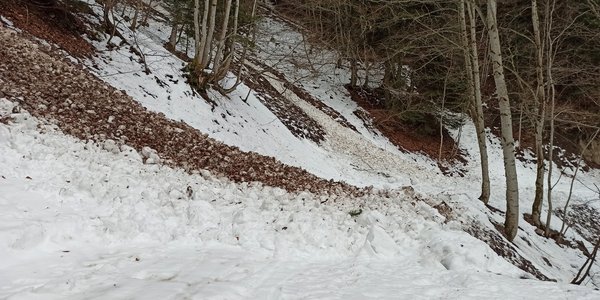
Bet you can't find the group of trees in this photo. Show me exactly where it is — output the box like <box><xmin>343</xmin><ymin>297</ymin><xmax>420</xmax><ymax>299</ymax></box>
<box><xmin>97</xmin><ymin>0</ymin><xmax>599</xmax><ymax>242</ymax></box>
<box><xmin>274</xmin><ymin>0</ymin><xmax>600</xmax><ymax>242</ymax></box>
<box><xmin>100</xmin><ymin>0</ymin><xmax>258</xmax><ymax>90</ymax></box>
<box><xmin>164</xmin><ymin>0</ymin><xmax>259</xmax><ymax>90</ymax></box>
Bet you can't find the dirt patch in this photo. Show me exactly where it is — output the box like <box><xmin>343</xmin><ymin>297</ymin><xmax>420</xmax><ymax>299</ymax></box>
<box><xmin>242</xmin><ymin>63</ymin><xmax>326</xmax><ymax>144</ymax></box>
<box><xmin>0</xmin><ymin>114</ymin><xmax>15</xmax><ymax>124</ymax></box>
<box><xmin>353</xmin><ymin>109</ymin><xmax>377</xmax><ymax>133</ymax></box>
<box><xmin>432</xmin><ymin>201</ymin><xmax>453</xmax><ymax>223</ymax></box>
<box><xmin>0</xmin><ymin>0</ymin><xmax>95</xmax><ymax>58</ymax></box>
<box><xmin>0</xmin><ymin>26</ymin><xmax>365</xmax><ymax>197</ymax></box>
<box><xmin>248</xmin><ymin>58</ymin><xmax>358</xmax><ymax>132</ymax></box>
<box><xmin>346</xmin><ymin>85</ymin><xmax>467</xmax><ymax>175</ymax></box>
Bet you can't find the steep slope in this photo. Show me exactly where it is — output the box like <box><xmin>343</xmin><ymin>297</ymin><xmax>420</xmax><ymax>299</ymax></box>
<box><xmin>1</xmin><ymin>0</ymin><xmax>600</xmax><ymax>296</ymax></box>
<box><xmin>0</xmin><ymin>26</ymin><xmax>362</xmax><ymax>196</ymax></box>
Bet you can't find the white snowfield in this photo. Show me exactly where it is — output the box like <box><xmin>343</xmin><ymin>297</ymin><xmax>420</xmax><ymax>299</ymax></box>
<box><xmin>1</xmin><ymin>101</ymin><xmax>599</xmax><ymax>299</ymax></box>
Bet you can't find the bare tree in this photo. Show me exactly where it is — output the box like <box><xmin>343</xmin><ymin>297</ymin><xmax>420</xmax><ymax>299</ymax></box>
<box><xmin>190</xmin><ymin>0</ymin><xmax>239</xmax><ymax>89</ymax></box>
<box><xmin>572</xmin><ymin>238</ymin><xmax>600</xmax><ymax>285</ymax></box>
<box><xmin>459</xmin><ymin>0</ymin><xmax>491</xmax><ymax>204</ymax></box>
<box><xmin>487</xmin><ymin>0</ymin><xmax>520</xmax><ymax>241</ymax></box>
<box><xmin>559</xmin><ymin>129</ymin><xmax>600</xmax><ymax>237</ymax></box>
<box><xmin>211</xmin><ymin>0</ymin><xmax>234</xmax><ymax>80</ymax></box>
<box><xmin>530</xmin><ymin>0</ymin><xmax>547</xmax><ymax>227</ymax></box>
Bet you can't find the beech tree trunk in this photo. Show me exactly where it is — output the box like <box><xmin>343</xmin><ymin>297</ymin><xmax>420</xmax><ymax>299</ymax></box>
<box><xmin>460</xmin><ymin>0</ymin><xmax>491</xmax><ymax>204</ymax></box>
<box><xmin>212</xmin><ymin>0</ymin><xmax>233</xmax><ymax>78</ymax></box>
<box><xmin>487</xmin><ymin>0</ymin><xmax>520</xmax><ymax>241</ymax></box>
<box><xmin>201</xmin><ymin>0</ymin><xmax>218</xmax><ymax>70</ymax></box>
<box><xmin>530</xmin><ymin>0</ymin><xmax>546</xmax><ymax>227</ymax></box>
<box><xmin>217</xmin><ymin>0</ymin><xmax>240</xmax><ymax>82</ymax></box>
<box><xmin>193</xmin><ymin>0</ymin><xmax>203</xmax><ymax>63</ymax></box>
<box><xmin>544</xmin><ymin>0</ymin><xmax>557</xmax><ymax>237</ymax></box>
<box><xmin>195</xmin><ymin>0</ymin><xmax>210</xmax><ymax>69</ymax></box>
<box><xmin>190</xmin><ymin>0</ymin><xmax>244</xmax><ymax>90</ymax></box>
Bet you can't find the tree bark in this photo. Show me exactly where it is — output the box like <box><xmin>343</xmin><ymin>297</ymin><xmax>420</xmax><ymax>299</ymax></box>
<box><xmin>193</xmin><ymin>0</ymin><xmax>202</xmax><ymax>63</ymax></box>
<box><xmin>350</xmin><ymin>58</ymin><xmax>358</xmax><ymax>86</ymax></box>
<box><xmin>233</xmin><ymin>0</ymin><xmax>257</xmax><ymax>88</ymax></box>
<box><xmin>212</xmin><ymin>0</ymin><xmax>233</xmax><ymax>78</ymax></box>
<box><xmin>130</xmin><ymin>1</ymin><xmax>139</xmax><ymax>31</ymax></box>
<box><xmin>201</xmin><ymin>0</ymin><xmax>218</xmax><ymax>71</ymax></box>
<box><xmin>544</xmin><ymin>0</ymin><xmax>556</xmax><ymax>237</ymax></box>
<box><xmin>463</xmin><ymin>0</ymin><xmax>491</xmax><ymax>204</ymax></box>
<box><xmin>531</xmin><ymin>0</ymin><xmax>546</xmax><ymax>227</ymax></box>
<box><xmin>195</xmin><ymin>0</ymin><xmax>210</xmax><ymax>69</ymax></box>
<box><xmin>572</xmin><ymin>238</ymin><xmax>600</xmax><ymax>284</ymax></box>
<box><xmin>217</xmin><ymin>0</ymin><xmax>240</xmax><ymax>82</ymax></box>
<box><xmin>487</xmin><ymin>0</ymin><xmax>520</xmax><ymax>241</ymax></box>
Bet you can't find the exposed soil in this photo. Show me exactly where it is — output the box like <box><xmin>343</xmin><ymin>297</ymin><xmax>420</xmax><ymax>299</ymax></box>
<box><xmin>1</xmin><ymin>6</ymin><xmax>577</xmax><ymax>282</ymax></box>
<box><xmin>432</xmin><ymin>201</ymin><xmax>452</xmax><ymax>224</ymax></box>
<box><xmin>247</xmin><ymin>58</ymin><xmax>358</xmax><ymax>133</ymax></box>
<box><xmin>242</xmin><ymin>62</ymin><xmax>326</xmax><ymax>144</ymax></box>
<box><xmin>346</xmin><ymin>85</ymin><xmax>467</xmax><ymax>175</ymax></box>
<box><xmin>0</xmin><ymin>0</ymin><xmax>95</xmax><ymax>58</ymax></box>
<box><xmin>0</xmin><ymin>26</ymin><xmax>365</xmax><ymax>197</ymax></box>
<box><xmin>353</xmin><ymin>109</ymin><xmax>377</xmax><ymax>134</ymax></box>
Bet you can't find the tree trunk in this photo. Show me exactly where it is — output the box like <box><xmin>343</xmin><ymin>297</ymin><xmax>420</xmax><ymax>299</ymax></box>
<box><xmin>193</xmin><ymin>0</ymin><xmax>202</xmax><ymax>63</ymax></box>
<box><xmin>350</xmin><ymin>58</ymin><xmax>358</xmax><ymax>86</ymax></box>
<box><xmin>459</xmin><ymin>0</ymin><xmax>490</xmax><ymax>204</ymax></box>
<box><xmin>487</xmin><ymin>0</ymin><xmax>520</xmax><ymax>241</ymax></box>
<box><xmin>572</xmin><ymin>238</ymin><xmax>600</xmax><ymax>284</ymax></box>
<box><xmin>212</xmin><ymin>0</ymin><xmax>233</xmax><ymax>78</ymax></box>
<box><xmin>168</xmin><ymin>23</ymin><xmax>178</xmax><ymax>51</ymax></box>
<box><xmin>544</xmin><ymin>0</ymin><xmax>556</xmax><ymax>237</ymax></box>
<box><xmin>201</xmin><ymin>0</ymin><xmax>218</xmax><ymax>71</ymax></box>
<box><xmin>141</xmin><ymin>0</ymin><xmax>154</xmax><ymax>26</ymax></box>
<box><xmin>130</xmin><ymin>1</ymin><xmax>139</xmax><ymax>31</ymax></box>
<box><xmin>531</xmin><ymin>0</ymin><xmax>546</xmax><ymax>227</ymax></box>
<box><xmin>103</xmin><ymin>1</ymin><xmax>115</xmax><ymax>34</ymax></box>
<box><xmin>195</xmin><ymin>0</ymin><xmax>210</xmax><ymax>69</ymax></box>
<box><xmin>217</xmin><ymin>0</ymin><xmax>240</xmax><ymax>83</ymax></box>
<box><xmin>233</xmin><ymin>0</ymin><xmax>256</xmax><ymax>88</ymax></box>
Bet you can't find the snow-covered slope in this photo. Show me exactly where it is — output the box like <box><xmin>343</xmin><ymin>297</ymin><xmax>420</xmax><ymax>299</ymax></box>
<box><xmin>80</xmin><ymin>0</ymin><xmax>600</xmax><ymax>247</ymax></box>
<box><xmin>2</xmin><ymin>99</ymin><xmax>599</xmax><ymax>299</ymax></box>
<box><xmin>2</xmin><ymin>0</ymin><xmax>600</xmax><ymax>297</ymax></box>
<box><xmin>80</xmin><ymin>1</ymin><xmax>442</xmax><ymax>188</ymax></box>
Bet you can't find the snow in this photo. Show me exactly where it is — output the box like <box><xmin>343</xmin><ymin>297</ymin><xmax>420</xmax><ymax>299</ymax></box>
<box><xmin>2</xmin><ymin>0</ymin><xmax>600</xmax><ymax>297</ymax></box>
<box><xmin>2</xmin><ymin>99</ymin><xmax>599</xmax><ymax>298</ymax></box>
<box><xmin>78</xmin><ymin>2</ymin><xmax>439</xmax><ymax>188</ymax></box>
